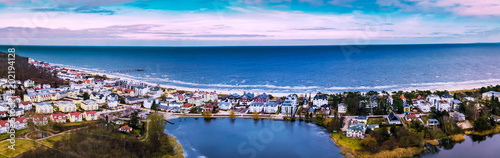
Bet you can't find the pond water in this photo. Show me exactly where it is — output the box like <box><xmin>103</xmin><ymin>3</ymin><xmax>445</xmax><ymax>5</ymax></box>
<box><xmin>164</xmin><ymin>118</ymin><xmax>342</xmax><ymax>158</ymax></box>
<box><xmin>165</xmin><ymin>118</ymin><xmax>500</xmax><ymax>158</ymax></box>
<box><xmin>420</xmin><ymin>134</ymin><xmax>500</xmax><ymax>158</ymax></box>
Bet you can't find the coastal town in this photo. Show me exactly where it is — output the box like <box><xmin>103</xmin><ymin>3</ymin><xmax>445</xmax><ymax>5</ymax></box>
<box><xmin>1</xmin><ymin>56</ymin><xmax>500</xmax><ymax>158</ymax></box>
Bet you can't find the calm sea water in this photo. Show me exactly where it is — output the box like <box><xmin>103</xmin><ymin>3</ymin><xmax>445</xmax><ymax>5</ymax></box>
<box><xmin>164</xmin><ymin>118</ymin><xmax>341</xmax><ymax>158</ymax></box>
<box><xmin>1</xmin><ymin>44</ymin><xmax>500</xmax><ymax>93</ymax></box>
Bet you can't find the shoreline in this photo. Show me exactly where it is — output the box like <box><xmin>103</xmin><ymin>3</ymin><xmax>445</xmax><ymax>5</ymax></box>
<box><xmin>44</xmin><ymin>63</ymin><xmax>500</xmax><ymax>97</ymax></box>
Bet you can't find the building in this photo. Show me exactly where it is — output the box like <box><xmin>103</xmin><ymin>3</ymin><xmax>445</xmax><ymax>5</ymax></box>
<box><xmin>35</xmin><ymin>102</ymin><xmax>54</xmax><ymax>114</ymax></box>
<box><xmin>20</xmin><ymin>101</ymin><xmax>33</xmax><ymax>111</ymax></box>
<box><xmin>403</xmin><ymin>103</ymin><xmax>411</xmax><ymax>114</ymax></box>
<box><xmin>67</xmin><ymin>112</ymin><xmax>83</xmax><ymax>122</ymax></box>
<box><xmin>51</xmin><ymin>113</ymin><xmax>67</xmax><ymax>123</ymax></box>
<box><xmin>55</xmin><ymin>101</ymin><xmax>77</xmax><ymax>112</ymax></box>
<box><xmin>281</xmin><ymin>94</ymin><xmax>298</xmax><ymax>114</ymax></box>
<box><xmin>12</xmin><ymin>117</ymin><xmax>27</xmax><ymax>129</ymax></box>
<box><xmin>143</xmin><ymin>98</ymin><xmax>158</xmax><ymax>109</ymax></box>
<box><xmin>313</xmin><ymin>94</ymin><xmax>329</xmax><ymax>107</ymax></box>
<box><xmin>427</xmin><ymin>119</ymin><xmax>440</xmax><ymax>126</ymax></box>
<box><xmin>83</xmin><ymin>111</ymin><xmax>98</xmax><ymax>121</ymax></box>
<box><xmin>346</xmin><ymin>123</ymin><xmax>367</xmax><ymax>139</ymax></box>
<box><xmin>386</xmin><ymin>112</ymin><xmax>401</xmax><ymax>125</ymax></box>
<box><xmin>427</xmin><ymin>94</ymin><xmax>441</xmax><ymax>107</ymax></box>
<box><xmin>81</xmin><ymin>99</ymin><xmax>99</xmax><ymax>111</ymax></box>
<box><xmin>338</xmin><ymin>103</ymin><xmax>347</xmax><ymax>114</ymax></box>
<box><xmin>482</xmin><ymin>91</ymin><xmax>500</xmax><ymax>100</ymax></box>
<box><xmin>355</xmin><ymin>116</ymin><xmax>369</xmax><ymax>124</ymax></box>
<box><xmin>0</xmin><ymin>120</ymin><xmax>9</xmax><ymax>134</ymax></box>
<box><xmin>119</xmin><ymin>125</ymin><xmax>133</xmax><ymax>133</ymax></box>
<box><xmin>249</xmin><ymin>102</ymin><xmax>264</xmax><ymax>113</ymax></box>
<box><xmin>263</xmin><ymin>101</ymin><xmax>279</xmax><ymax>114</ymax></box>
<box><xmin>219</xmin><ymin>102</ymin><xmax>233</xmax><ymax>110</ymax></box>
<box><xmin>33</xmin><ymin>115</ymin><xmax>49</xmax><ymax>126</ymax></box>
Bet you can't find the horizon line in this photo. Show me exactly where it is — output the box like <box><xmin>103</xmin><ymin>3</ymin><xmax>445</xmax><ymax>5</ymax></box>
<box><xmin>1</xmin><ymin>42</ymin><xmax>500</xmax><ymax>48</ymax></box>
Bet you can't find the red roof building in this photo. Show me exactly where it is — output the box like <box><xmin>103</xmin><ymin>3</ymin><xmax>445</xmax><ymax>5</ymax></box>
<box><xmin>119</xmin><ymin>125</ymin><xmax>133</xmax><ymax>132</ymax></box>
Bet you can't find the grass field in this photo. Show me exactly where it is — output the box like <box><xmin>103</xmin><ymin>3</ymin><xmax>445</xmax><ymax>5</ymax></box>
<box><xmin>0</xmin><ymin>129</ymin><xmax>29</xmax><ymax>141</ymax></box>
<box><xmin>330</xmin><ymin>133</ymin><xmax>362</xmax><ymax>150</ymax></box>
<box><xmin>0</xmin><ymin>139</ymin><xmax>40</xmax><ymax>157</ymax></box>
<box><xmin>367</xmin><ymin>117</ymin><xmax>388</xmax><ymax>125</ymax></box>
<box><xmin>39</xmin><ymin>134</ymin><xmax>69</xmax><ymax>148</ymax></box>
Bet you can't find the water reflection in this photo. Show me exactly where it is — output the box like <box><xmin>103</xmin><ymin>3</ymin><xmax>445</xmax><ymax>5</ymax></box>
<box><xmin>419</xmin><ymin>134</ymin><xmax>500</xmax><ymax>158</ymax></box>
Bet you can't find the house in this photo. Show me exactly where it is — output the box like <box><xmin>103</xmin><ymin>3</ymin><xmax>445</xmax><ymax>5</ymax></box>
<box><xmin>12</xmin><ymin>117</ymin><xmax>27</xmax><ymax>129</ymax></box>
<box><xmin>482</xmin><ymin>91</ymin><xmax>500</xmax><ymax>100</ymax></box>
<box><xmin>454</xmin><ymin>113</ymin><xmax>466</xmax><ymax>122</ymax></box>
<box><xmin>51</xmin><ymin>113</ymin><xmax>67</xmax><ymax>123</ymax></box>
<box><xmin>204</xmin><ymin>103</ymin><xmax>214</xmax><ymax>113</ymax></box>
<box><xmin>403</xmin><ymin>103</ymin><xmax>411</xmax><ymax>114</ymax></box>
<box><xmin>427</xmin><ymin>94</ymin><xmax>441</xmax><ymax>107</ymax></box>
<box><xmin>33</xmin><ymin>115</ymin><xmax>49</xmax><ymax>126</ymax></box>
<box><xmin>437</xmin><ymin>100</ymin><xmax>451</xmax><ymax>112</ymax></box>
<box><xmin>405</xmin><ymin>113</ymin><xmax>417</xmax><ymax>122</ymax></box>
<box><xmin>13</xmin><ymin>108</ymin><xmax>24</xmax><ymax>117</ymax></box>
<box><xmin>119</xmin><ymin>125</ymin><xmax>133</xmax><ymax>133</ymax></box>
<box><xmin>81</xmin><ymin>99</ymin><xmax>99</xmax><ymax>111</ymax></box>
<box><xmin>417</xmin><ymin>100</ymin><xmax>432</xmax><ymax>113</ymax></box>
<box><xmin>219</xmin><ymin>102</ymin><xmax>233</xmax><ymax>110</ymax></box>
<box><xmin>253</xmin><ymin>93</ymin><xmax>269</xmax><ymax>103</ymax></box>
<box><xmin>83</xmin><ymin>111</ymin><xmax>98</xmax><ymax>121</ymax></box>
<box><xmin>249</xmin><ymin>102</ymin><xmax>264</xmax><ymax>113</ymax></box>
<box><xmin>181</xmin><ymin>103</ymin><xmax>192</xmax><ymax>113</ymax></box>
<box><xmin>107</xmin><ymin>100</ymin><xmax>118</xmax><ymax>109</ymax></box>
<box><xmin>90</xmin><ymin>93</ymin><xmax>106</xmax><ymax>104</ymax></box>
<box><xmin>24</xmin><ymin>79</ymin><xmax>35</xmax><ymax>88</ymax></box>
<box><xmin>441</xmin><ymin>93</ymin><xmax>454</xmax><ymax>104</ymax></box>
<box><xmin>67</xmin><ymin>112</ymin><xmax>83</xmax><ymax>122</ymax></box>
<box><xmin>0</xmin><ymin>120</ymin><xmax>9</xmax><ymax>134</ymax></box>
<box><xmin>124</xmin><ymin>96</ymin><xmax>144</xmax><ymax>105</ymax></box>
<box><xmin>55</xmin><ymin>101</ymin><xmax>77</xmax><ymax>112</ymax></box>
<box><xmin>240</xmin><ymin>92</ymin><xmax>254</xmax><ymax>105</ymax></box>
<box><xmin>386</xmin><ymin>112</ymin><xmax>401</xmax><ymax>125</ymax></box>
<box><xmin>452</xmin><ymin>100</ymin><xmax>462</xmax><ymax>111</ymax></box>
<box><xmin>35</xmin><ymin>102</ymin><xmax>54</xmax><ymax>114</ymax></box>
<box><xmin>0</xmin><ymin>111</ymin><xmax>6</xmax><ymax>118</ymax></box>
<box><xmin>143</xmin><ymin>98</ymin><xmax>158</xmax><ymax>109</ymax></box>
<box><xmin>20</xmin><ymin>101</ymin><xmax>33</xmax><ymax>111</ymax></box>
<box><xmin>313</xmin><ymin>94</ymin><xmax>329</xmax><ymax>107</ymax></box>
<box><xmin>464</xmin><ymin>95</ymin><xmax>475</xmax><ymax>102</ymax></box>
<box><xmin>346</xmin><ymin>123</ymin><xmax>366</xmax><ymax>139</ymax></box>
<box><xmin>355</xmin><ymin>116</ymin><xmax>369</xmax><ymax>124</ymax></box>
<box><xmin>281</xmin><ymin>94</ymin><xmax>298</xmax><ymax>114</ymax></box>
<box><xmin>427</xmin><ymin>119</ymin><xmax>440</xmax><ymax>126</ymax></box>
<box><xmin>228</xmin><ymin>93</ymin><xmax>240</xmax><ymax>104</ymax></box>
<box><xmin>338</xmin><ymin>103</ymin><xmax>347</xmax><ymax>114</ymax></box>
<box><xmin>263</xmin><ymin>101</ymin><xmax>279</xmax><ymax>114</ymax></box>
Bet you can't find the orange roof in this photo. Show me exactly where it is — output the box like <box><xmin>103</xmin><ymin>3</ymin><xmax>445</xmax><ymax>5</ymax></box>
<box><xmin>400</xmin><ymin>95</ymin><xmax>406</xmax><ymax>100</ymax></box>
<box><xmin>120</xmin><ymin>125</ymin><xmax>132</xmax><ymax>130</ymax></box>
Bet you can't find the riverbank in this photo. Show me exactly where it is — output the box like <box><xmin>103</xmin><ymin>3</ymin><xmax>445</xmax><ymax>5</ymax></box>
<box><xmin>465</xmin><ymin>126</ymin><xmax>500</xmax><ymax>136</ymax></box>
<box><xmin>330</xmin><ymin>133</ymin><xmax>425</xmax><ymax>158</ymax></box>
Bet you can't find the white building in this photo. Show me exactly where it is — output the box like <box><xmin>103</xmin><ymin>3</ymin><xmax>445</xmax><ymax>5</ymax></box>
<box><xmin>338</xmin><ymin>103</ymin><xmax>347</xmax><ymax>114</ymax></box>
<box><xmin>281</xmin><ymin>94</ymin><xmax>298</xmax><ymax>114</ymax></box>
<box><xmin>483</xmin><ymin>91</ymin><xmax>500</xmax><ymax>100</ymax></box>
<box><xmin>313</xmin><ymin>94</ymin><xmax>329</xmax><ymax>107</ymax></box>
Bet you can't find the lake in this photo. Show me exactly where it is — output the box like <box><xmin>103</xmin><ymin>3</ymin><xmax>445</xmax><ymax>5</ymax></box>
<box><xmin>420</xmin><ymin>134</ymin><xmax>500</xmax><ymax>158</ymax></box>
<box><xmin>164</xmin><ymin>118</ymin><xmax>342</xmax><ymax>158</ymax></box>
<box><xmin>165</xmin><ymin>118</ymin><xmax>500</xmax><ymax>158</ymax></box>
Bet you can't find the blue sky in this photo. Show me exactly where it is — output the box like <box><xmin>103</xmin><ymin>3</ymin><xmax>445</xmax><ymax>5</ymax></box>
<box><xmin>0</xmin><ymin>0</ymin><xmax>499</xmax><ymax>46</ymax></box>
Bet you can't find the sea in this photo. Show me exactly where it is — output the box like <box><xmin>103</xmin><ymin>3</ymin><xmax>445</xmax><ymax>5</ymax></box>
<box><xmin>1</xmin><ymin>43</ymin><xmax>500</xmax><ymax>94</ymax></box>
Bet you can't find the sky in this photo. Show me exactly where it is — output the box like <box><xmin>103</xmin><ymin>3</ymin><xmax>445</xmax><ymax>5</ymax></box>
<box><xmin>0</xmin><ymin>0</ymin><xmax>499</xmax><ymax>46</ymax></box>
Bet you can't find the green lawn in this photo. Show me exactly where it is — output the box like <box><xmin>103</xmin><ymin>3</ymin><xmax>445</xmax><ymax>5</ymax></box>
<box><xmin>39</xmin><ymin>134</ymin><xmax>69</xmax><ymax>148</ymax></box>
<box><xmin>330</xmin><ymin>133</ymin><xmax>362</xmax><ymax>150</ymax></box>
<box><xmin>0</xmin><ymin>139</ymin><xmax>40</xmax><ymax>157</ymax></box>
<box><xmin>367</xmin><ymin>117</ymin><xmax>388</xmax><ymax>125</ymax></box>
<box><xmin>0</xmin><ymin>129</ymin><xmax>29</xmax><ymax>141</ymax></box>
<box><xmin>62</xmin><ymin>120</ymin><xmax>99</xmax><ymax>127</ymax></box>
